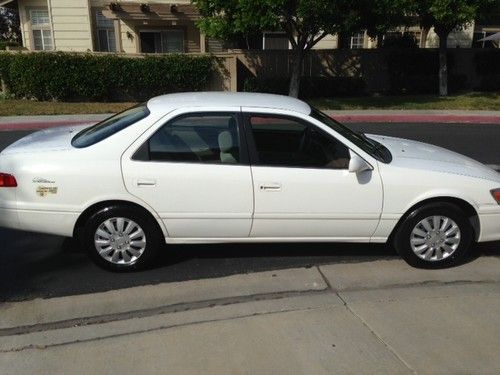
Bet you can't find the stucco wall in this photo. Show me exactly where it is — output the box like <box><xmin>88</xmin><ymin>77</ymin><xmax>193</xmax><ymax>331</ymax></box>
<box><xmin>49</xmin><ymin>0</ymin><xmax>93</xmax><ymax>51</ymax></box>
<box><xmin>19</xmin><ymin>0</ymin><xmax>93</xmax><ymax>51</ymax></box>
<box><xmin>426</xmin><ymin>24</ymin><xmax>475</xmax><ymax>48</ymax></box>
<box><xmin>89</xmin><ymin>0</ymin><xmax>191</xmax><ymax>5</ymax></box>
<box><xmin>18</xmin><ymin>0</ymin><xmax>46</xmax><ymax>50</ymax></box>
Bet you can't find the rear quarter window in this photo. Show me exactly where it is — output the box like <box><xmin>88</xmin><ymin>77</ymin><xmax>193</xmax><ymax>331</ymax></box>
<box><xmin>72</xmin><ymin>104</ymin><xmax>150</xmax><ymax>148</ymax></box>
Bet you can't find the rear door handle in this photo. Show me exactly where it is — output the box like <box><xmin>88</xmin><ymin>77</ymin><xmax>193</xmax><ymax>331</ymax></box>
<box><xmin>136</xmin><ymin>179</ymin><xmax>156</xmax><ymax>187</ymax></box>
<box><xmin>260</xmin><ymin>183</ymin><xmax>282</xmax><ymax>191</ymax></box>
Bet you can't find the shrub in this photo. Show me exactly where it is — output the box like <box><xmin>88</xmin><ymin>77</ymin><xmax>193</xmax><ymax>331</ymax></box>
<box><xmin>380</xmin><ymin>34</ymin><xmax>419</xmax><ymax>49</ymax></box>
<box><xmin>0</xmin><ymin>41</ymin><xmax>19</xmax><ymax>50</ymax></box>
<box><xmin>0</xmin><ymin>52</ymin><xmax>215</xmax><ymax>101</ymax></box>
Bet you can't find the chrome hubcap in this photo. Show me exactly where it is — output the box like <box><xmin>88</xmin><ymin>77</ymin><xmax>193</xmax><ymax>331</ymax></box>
<box><xmin>94</xmin><ymin>217</ymin><xmax>146</xmax><ymax>265</ymax></box>
<box><xmin>410</xmin><ymin>215</ymin><xmax>461</xmax><ymax>262</ymax></box>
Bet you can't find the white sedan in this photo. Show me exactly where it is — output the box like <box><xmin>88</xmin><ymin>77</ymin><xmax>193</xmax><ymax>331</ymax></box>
<box><xmin>0</xmin><ymin>92</ymin><xmax>499</xmax><ymax>271</ymax></box>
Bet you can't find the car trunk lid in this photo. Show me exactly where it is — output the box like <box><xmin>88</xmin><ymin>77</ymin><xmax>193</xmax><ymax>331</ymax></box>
<box><xmin>0</xmin><ymin>125</ymin><xmax>90</xmax><ymax>155</ymax></box>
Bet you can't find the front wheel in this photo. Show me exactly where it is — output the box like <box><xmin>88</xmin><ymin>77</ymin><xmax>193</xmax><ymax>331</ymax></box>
<box><xmin>83</xmin><ymin>206</ymin><xmax>163</xmax><ymax>271</ymax></box>
<box><xmin>394</xmin><ymin>203</ymin><xmax>473</xmax><ymax>269</ymax></box>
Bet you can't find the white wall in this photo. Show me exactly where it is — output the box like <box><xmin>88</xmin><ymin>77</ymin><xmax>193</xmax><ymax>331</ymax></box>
<box><xmin>48</xmin><ymin>0</ymin><xmax>93</xmax><ymax>51</ymax></box>
<box><xmin>426</xmin><ymin>23</ymin><xmax>475</xmax><ymax>48</ymax></box>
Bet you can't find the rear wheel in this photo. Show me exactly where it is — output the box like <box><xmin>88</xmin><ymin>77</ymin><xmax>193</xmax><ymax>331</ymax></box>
<box><xmin>394</xmin><ymin>203</ymin><xmax>473</xmax><ymax>269</ymax></box>
<box><xmin>83</xmin><ymin>206</ymin><xmax>163</xmax><ymax>271</ymax></box>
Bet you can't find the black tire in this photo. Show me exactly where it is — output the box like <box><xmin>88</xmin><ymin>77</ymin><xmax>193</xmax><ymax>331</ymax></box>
<box><xmin>393</xmin><ymin>202</ymin><xmax>473</xmax><ymax>269</ymax></box>
<box><xmin>83</xmin><ymin>205</ymin><xmax>163</xmax><ymax>272</ymax></box>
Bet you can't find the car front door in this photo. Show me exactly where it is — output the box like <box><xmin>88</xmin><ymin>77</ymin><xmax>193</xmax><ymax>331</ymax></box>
<box><xmin>121</xmin><ymin>110</ymin><xmax>253</xmax><ymax>239</ymax></box>
<box><xmin>243</xmin><ymin>110</ymin><xmax>383</xmax><ymax>240</ymax></box>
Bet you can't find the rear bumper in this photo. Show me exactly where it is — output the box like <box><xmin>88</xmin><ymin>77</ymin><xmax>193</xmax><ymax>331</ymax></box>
<box><xmin>0</xmin><ymin>208</ymin><xmax>78</xmax><ymax>237</ymax></box>
<box><xmin>478</xmin><ymin>205</ymin><xmax>500</xmax><ymax>242</ymax></box>
<box><xmin>0</xmin><ymin>207</ymin><xmax>20</xmax><ymax>230</ymax></box>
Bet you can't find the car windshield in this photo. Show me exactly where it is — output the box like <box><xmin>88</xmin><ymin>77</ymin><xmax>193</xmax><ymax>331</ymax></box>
<box><xmin>72</xmin><ymin>104</ymin><xmax>150</xmax><ymax>148</ymax></box>
<box><xmin>310</xmin><ymin>107</ymin><xmax>392</xmax><ymax>163</ymax></box>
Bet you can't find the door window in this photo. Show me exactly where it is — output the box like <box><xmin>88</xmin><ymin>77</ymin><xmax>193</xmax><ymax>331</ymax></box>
<box><xmin>248</xmin><ymin>115</ymin><xmax>350</xmax><ymax>169</ymax></box>
<box><xmin>146</xmin><ymin>114</ymin><xmax>242</xmax><ymax>164</ymax></box>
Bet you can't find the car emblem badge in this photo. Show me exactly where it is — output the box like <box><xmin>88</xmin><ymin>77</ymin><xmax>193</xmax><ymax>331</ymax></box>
<box><xmin>32</xmin><ymin>177</ymin><xmax>55</xmax><ymax>184</ymax></box>
<box><xmin>36</xmin><ymin>186</ymin><xmax>58</xmax><ymax>197</ymax></box>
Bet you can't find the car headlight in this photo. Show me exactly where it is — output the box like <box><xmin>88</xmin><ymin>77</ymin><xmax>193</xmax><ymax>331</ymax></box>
<box><xmin>491</xmin><ymin>188</ymin><xmax>500</xmax><ymax>205</ymax></box>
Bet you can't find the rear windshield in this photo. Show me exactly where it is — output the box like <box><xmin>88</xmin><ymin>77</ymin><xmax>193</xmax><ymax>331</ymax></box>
<box><xmin>72</xmin><ymin>104</ymin><xmax>150</xmax><ymax>148</ymax></box>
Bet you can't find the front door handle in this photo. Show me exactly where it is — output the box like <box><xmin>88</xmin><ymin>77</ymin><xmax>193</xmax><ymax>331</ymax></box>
<box><xmin>260</xmin><ymin>183</ymin><xmax>282</xmax><ymax>191</ymax></box>
<box><xmin>136</xmin><ymin>179</ymin><xmax>156</xmax><ymax>187</ymax></box>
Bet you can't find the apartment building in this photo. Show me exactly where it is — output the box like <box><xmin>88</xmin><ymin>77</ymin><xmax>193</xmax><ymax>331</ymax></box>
<box><xmin>0</xmin><ymin>0</ymin><xmax>497</xmax><ymax>53</ymax></box>
<box><xmin>0</xmin><ymin>0</ymin><xmax>216</xmax><ymax>53</ymax></box>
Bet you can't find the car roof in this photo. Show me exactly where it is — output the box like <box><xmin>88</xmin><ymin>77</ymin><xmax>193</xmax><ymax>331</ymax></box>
<box><xmin>146</xmin><ymin>92</ymin><xmax>311</xmax><ymax>115</ymax></box>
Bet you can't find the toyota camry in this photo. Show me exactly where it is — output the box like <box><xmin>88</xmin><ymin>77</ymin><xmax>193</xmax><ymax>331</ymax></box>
<box><xmin>0</xmin><ymin>92</ymin><xmax>499</xmax><ymax>271</ymax></box>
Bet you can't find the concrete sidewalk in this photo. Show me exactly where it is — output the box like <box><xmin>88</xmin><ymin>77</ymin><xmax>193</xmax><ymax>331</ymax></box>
<box><xmin>1</xmin><ymin>110</ymin><xmax>500</xmax><ymax>131</ymax></box>
<box><xmin>1</xmin><ymin>257</ymin><xmax>500</xmax><ymax>374</ymax></box>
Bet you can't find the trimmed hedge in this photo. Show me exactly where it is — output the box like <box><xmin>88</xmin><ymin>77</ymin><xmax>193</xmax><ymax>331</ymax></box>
<box><xmin>0</xmin><ymin>41</ymin><xmax>19</xmax><ymax>50</ymax></box>
<box><xmin>0</xmin><ymin>52</ymin><xmax>214</xmax><ymax>101</ymax></box>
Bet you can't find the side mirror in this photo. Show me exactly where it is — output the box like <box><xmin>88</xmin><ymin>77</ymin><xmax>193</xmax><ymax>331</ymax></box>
<box><xmin>349</xmin><ymin>151</ymin><xmax>373</xmax><ymax>173</ymax></box>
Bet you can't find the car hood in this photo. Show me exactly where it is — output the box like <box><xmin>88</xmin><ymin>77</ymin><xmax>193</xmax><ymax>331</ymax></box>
<box><xmin>0</xmin><ymin>124</ymin><xmax>91</xmax><ymax>155</ymax></box>
<box><xmin>368</xmin><ymin>134</ymin><xmax>500</xmax><ymax>182</ymax></box>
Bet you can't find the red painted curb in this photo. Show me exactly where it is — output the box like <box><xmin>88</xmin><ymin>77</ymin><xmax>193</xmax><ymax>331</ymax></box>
<box><xmin>333</xmin><ymin>114</ymin><xmax>500</xmax><ymax>124</ymax></box>
<box><xmin>1</xmin><ymin>114</ymin><xmax>500</xmax><ymax>132</ymax></box>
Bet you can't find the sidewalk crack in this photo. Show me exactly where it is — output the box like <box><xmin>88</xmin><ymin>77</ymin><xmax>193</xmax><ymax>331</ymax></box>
<box><xmin>316</xmin><ymin>266</ymin><xmax>417</xmax><ymax>375</ymax></box>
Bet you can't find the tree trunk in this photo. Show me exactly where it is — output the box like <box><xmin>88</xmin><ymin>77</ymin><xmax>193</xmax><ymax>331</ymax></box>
<box><xmin>438</xmin><ymin>32</ymin><xmax>448</xmax><ymax>97</ymax></box>
<box><xmin>1</xmin><ymin>78</ymin><xmax>8</xmax><ymax>96</ymax></box>
<box><xmin>288</xmin><ymin>48</ymin><xmax>304</xmax><ymax>98</ymax></box>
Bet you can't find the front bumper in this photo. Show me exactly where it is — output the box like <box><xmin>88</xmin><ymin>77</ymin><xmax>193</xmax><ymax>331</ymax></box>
<box><xmin>478</xmin><ymin>205</ymin><xmax>500</xmax><ymax>242</ymax></box>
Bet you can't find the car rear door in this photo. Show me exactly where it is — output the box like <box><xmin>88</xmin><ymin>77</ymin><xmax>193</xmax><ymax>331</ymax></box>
<box><xmin>243</xmin><ymin>109</ymin><xmax>383</xmax><ymax>240</ymax></box>
<box><xmin>121</xmin><ymin>108</ymin><xmax>254</xmax><ymax>239</ymax></box>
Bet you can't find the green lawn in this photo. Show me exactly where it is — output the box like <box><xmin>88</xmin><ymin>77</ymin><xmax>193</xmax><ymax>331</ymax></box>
<box><xmin>309</xmin><ymin>92</ymin><xmax>500</xmax><ymax>111</ymax></box>
<box><xmin>0</xmin><ymin>100</ymin><xmax>137</xmax><ymax>116</ymax></box>
<box><xmin>0</xmin><ymin>92</ymin><xmax>499</xmax><ymax>116</ymax></box>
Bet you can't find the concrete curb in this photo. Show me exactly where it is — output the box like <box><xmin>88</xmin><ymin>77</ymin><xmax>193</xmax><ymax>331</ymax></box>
<box><xmin>2</xmin><ymin>259</ymin><xmax>500</xmax><ymax>373</ymax></box>
<box><xmin>0</xmin><ymin>267</ymin><xmax>326</xmax><ymax>330</ymax></box>
<box><xmin>3</xmin><ymin>257</ymin><xmax>500</xmax><ymax>332</ymax></box>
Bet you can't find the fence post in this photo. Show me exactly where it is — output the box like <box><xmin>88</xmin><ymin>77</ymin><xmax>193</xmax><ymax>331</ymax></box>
<box><xmin>228</xmin><ymin>54</ymin><xmax>238</xmax><ymax>92</ymax></box>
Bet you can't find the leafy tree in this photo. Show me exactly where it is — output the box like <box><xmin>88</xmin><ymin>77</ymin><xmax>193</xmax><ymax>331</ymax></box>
<box><xmin>0</xmin><ymin>7</ymin><xmax>21</xmax><ymax>43</ymax></box>
<box><xmin>360</xmin><ymin>0</ymin><xmax>414</xmax><ymax>43</ymax></box>
<box><xmin>411</xmin><ymin>0</ymin><xmax>493</xmax><ymax>96</ymax></box>
<box><xmin>195</xmin><ymin>0</ymin><xmax>409</xmax><ymax>97</ymax></box>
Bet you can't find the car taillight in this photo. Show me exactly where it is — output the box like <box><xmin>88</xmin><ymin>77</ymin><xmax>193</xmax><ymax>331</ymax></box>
<box><xmin>491</xmin><ymin>189</ymin><xmax>500</xmax><ymax>205</ymax></box>
<box><xmin>0</xmin><ymin>173</ymin><xmax>17</xmax><ymax>187</ymax></box>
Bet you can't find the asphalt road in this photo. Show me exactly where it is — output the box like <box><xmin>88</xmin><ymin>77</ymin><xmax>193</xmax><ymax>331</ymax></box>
<box><xmin>0</xmin><ymin>123</ymin><xmax>499</xmax><ymax>302</ymax></box>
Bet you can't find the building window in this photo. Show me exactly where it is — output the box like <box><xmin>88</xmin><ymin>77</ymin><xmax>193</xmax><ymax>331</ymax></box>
<box><xmin>350</xmin><ymin>32</ymin><xmax>365</xmax><ymax>49</ymax></box>
<box><xmin>473</xmin><ymin>31</ymin><xmax>498</xmax><ymax>48</ymax></box>
<box><xmin>140</xmin><ymin>30</ymin><xmax>184</xmax><ymax>53</ymax></box>
<box><xmin>96</xmin><ymin>10</ymin><xmax>116</xmax><ymax>52</ymax></box>
<box><xmin>263</xmin><ymin>32</ymin><xmax>289</xmax><ymax>50</ymax></box>
<box><xmin>30</xmin><ymin>9</ymin><xmax>53</xmax><ymax>51</ymax></box>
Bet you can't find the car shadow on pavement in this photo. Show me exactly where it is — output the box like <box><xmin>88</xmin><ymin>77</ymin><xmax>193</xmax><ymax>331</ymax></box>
<box><xmin>0</xmin><ymin>227</ymin><xmax>499</xmax><ymax>302</ymax></box>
